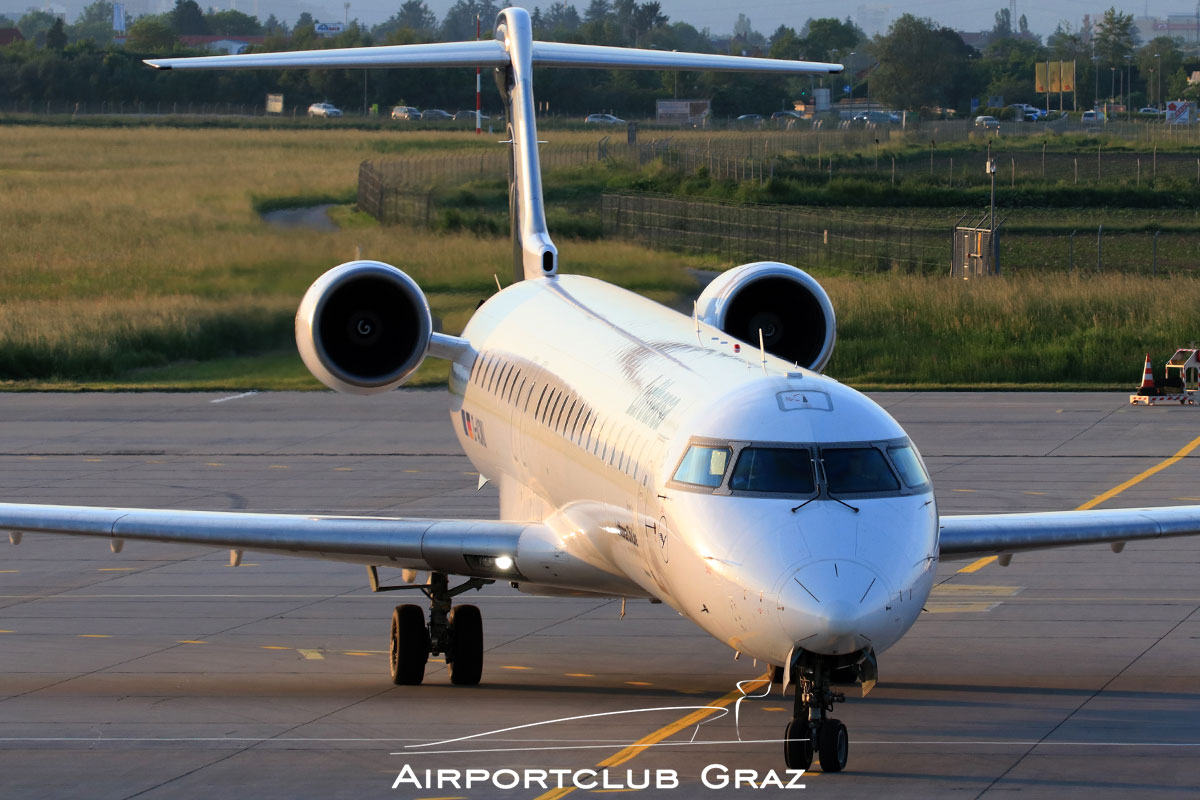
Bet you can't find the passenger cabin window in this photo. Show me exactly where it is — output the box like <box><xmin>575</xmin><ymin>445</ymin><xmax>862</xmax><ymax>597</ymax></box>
<box><xmin>888</xmin><ymin>444</ymin><xmax>930</xmax><ymax>488</ymax></box>
<box><xmin>730</xmin><ymin>447</ymin><xmax>815</xmax><ymax>494</ymax></box>
<box><xmin>821</xmin><ymin>447</ymin><xmax>900</xmax><ymax>493</ymax></box>
<box><xmin>673</xmin><ymin>445</ymin><xmax>731</xmax><ymax>488</ymax></box>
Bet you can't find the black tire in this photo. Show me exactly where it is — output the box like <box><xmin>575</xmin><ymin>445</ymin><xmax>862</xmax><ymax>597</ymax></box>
<box><xmin>818</xmin><ymin>718</ymin><xmax>849</xmax><ymax>772</ymax></box>
<box><xmin>447</xmin><ymin>604</ymin><xmax>483</xmax><ymax>686</ymax></box>
<box><xmin>389</xmin><ymin>604</ymin><xmax>429</xmax><ymax>685</ymax></box>
<box><xmin>783</xmin><ymin>718</ymin><xmax>814</xmax><ymax>770</ymax></box>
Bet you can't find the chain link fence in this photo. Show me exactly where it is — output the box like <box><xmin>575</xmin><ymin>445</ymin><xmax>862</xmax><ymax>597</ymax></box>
<box><xmin>600</xmin><ymin>193</ymin><xmax>950</xmax><ymax>274</ymax></box>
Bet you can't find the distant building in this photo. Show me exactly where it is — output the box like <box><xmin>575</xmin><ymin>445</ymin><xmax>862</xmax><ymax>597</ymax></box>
<box><xmin>177</xmin><ymin>35</ymin><xmax>268</xmax><ymax>55</ymax></box>
<box><xmin>958</xmin><ymin>31</ymin><xmax>992</xmax><ymax>51</ymax></box>
<box><xmin>0</xmin><ymin>27</ymin><xmax>23</xmax><ymax>46</ymax></box>
<box><xmin>855</xmin><ymin>4</ymin><xmax>892</xmax><ymax>37</ymax></box>
<box><xmin>1135</xmin><ymin>14</ymin><xmax>1200</xmax><ymax>46</ymax></box>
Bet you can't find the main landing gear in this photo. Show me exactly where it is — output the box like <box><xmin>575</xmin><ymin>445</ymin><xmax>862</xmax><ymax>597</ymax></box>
<box><xmin>378</xmin><ymin>569</ymin><xmax>491</xmax><ymax>686</ymax></box>
<box><xmin>783</xmin><ymin>657</ymin><xmax>850</xmax><ymax>773</ymax></box>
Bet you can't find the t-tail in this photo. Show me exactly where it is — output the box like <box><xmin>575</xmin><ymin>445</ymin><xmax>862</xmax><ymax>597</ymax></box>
<box><xmin>144</xmin><ymin>6</ymin><xmax>841</xmax><ymax>284</ymax></box>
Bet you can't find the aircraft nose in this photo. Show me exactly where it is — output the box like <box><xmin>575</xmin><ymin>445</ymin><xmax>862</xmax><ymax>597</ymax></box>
<box><xmin>777</xmin><ymin>560</ymin><xmax>890</xmax><ymax>656</ymax></box>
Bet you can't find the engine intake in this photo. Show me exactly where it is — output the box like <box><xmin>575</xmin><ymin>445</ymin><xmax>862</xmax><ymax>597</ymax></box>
<box><xmin>695</xmin><ymin>261</ymin><xmax>836</xmax><ymax>372</ymax></box>
<box><xmin>296</xmin><ymin>260</ymin><xmax>433</xmax><ymax>394</ymax></box>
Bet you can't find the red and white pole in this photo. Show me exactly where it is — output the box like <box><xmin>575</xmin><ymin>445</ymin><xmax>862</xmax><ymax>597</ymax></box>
<box><xmin>475</xmin><ymin>15</ymin><xmax>481</xmax><ymax>135</ymax></box>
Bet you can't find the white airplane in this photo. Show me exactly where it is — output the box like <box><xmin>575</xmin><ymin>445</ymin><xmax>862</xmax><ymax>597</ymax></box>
<box><xmin>4</xmin><ymin>6</ymin><xmax>1200</xmax><ymax>775</ymax></box>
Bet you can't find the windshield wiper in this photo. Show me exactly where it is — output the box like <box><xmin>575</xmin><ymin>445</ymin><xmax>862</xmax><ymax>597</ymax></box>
<box><xmin>826</xmin><ymin>492</ymin><xmax>860</xmax><ymax>513</ymax></box>
<box><xmin>791</xmin><ymin>496</ymin><xmax>818</xmax><ymax>513</ymax></box>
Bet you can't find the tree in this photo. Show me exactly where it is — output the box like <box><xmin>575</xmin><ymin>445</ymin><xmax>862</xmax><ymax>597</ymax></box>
<box><xmin>17</xmin><ymin>10</ymin><xmax>59</xmax><ymax>46</ymax></box>
<box><xmin>801</xmin><ymin>18</ymin><xmax>864</xmax><ymax>62</ymax></box>
<box><xmin>1138</xmin><ymin>36</ymin><xmax>1181</xmax><ymax>107</ymax></box>
<box><xmin>768</xmin><ymin>25</ymin><xmax>801</xmax><ymax>60</ymax></box>
<box><xmin>992</xmin><ymin>7</ymin><xmax>1012</xmax><ymax>39</ymax></box>
<box><xmin>169</xmin><ymin>0</ymin><xmax>208</xmax><ymax>35</ymax></box>
<box><xmin>544</xmin><ymin>3</ymin><xmax>581</xmax><ymax>32</ymax></box>
<box><xmin>127</xmin><ymin>16</ymin><xmax>179</xmax><ymax>51</ymax></box>
<box><xmin>45</xmin><ymin>17</ymin><xmax>67</xmax><ymax>49</ymax></box>
<box><xmin>68</xmin><ymin>1</ymin><xmax>116</xmax><ymax>45</ymax></box>
<box><xmin>870</xmin><ymin>14</ymin><xmax>972</xmax><ymax>112</ymax></box>
<box><xmin>1094</xmin><ymin>7</ymin><xmax>1137</xmax><ymax>65</ymax></box>
<box><xmin>584</xmin><ymin>0</ymin><xmax>611</xmax><ymax>24</ymax></box>
<box><xmin>206</xmin><ymin>10</ymin><xmax>262</xmax><ymax>36</ymax></box>
<box><xmin>262</xmin><ymin>14</ymin><xmax>287</xmax><ymax>35</ymax></box>
<box><xmin>375</xmin><ymin>0</ymin><xmax>436</xmax><ymax>38</ymax></box>
<box><xmin>441</xmin><ymin>0</ymin><xmax>499</xmax><ymax>41</ymax></box>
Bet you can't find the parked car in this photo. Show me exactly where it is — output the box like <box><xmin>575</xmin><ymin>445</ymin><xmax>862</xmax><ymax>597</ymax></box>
<box><xmin>770</xmin><ymin>110</ymin><xmax>803</xmax><ymax>120</ymax></box>
<box><xmin>421</xmin><ymin>108</ymin><xmax>453</xmax><ymax>121</ymax></box>
<box><xmin>1081</xmin><ymin>110</ymin><xmax>1105</xmax><ymax>124</ymax></box>
<box><xmin>974</xmin><ymin>115</ymin><xmax>1000</xmax><ymax>129</ymax></box>
<box><xmin>735</xmin><ymin>113</ymin><xmax>764</xmax><ymax>126</ymax></box>
<box><xmin>853</xmin><ymin>110</ymin><xmax>900</xmax><ymax>125</ymax></box>
<box><xmin>454</xmin><ymin>109</ymin><xmax>491</xmax><ymax>120</ymax></box>
<box><xmin>584</xmin><ymin>113</ymin><xmax>625</xmax><ymax>124</ymax></box>
<box><xmin>307</xmin><ymin>102</ymin><xmax>342</xmax><ymax>118</ymax></box>
<box><xmin>1006</xmin><ymin>103</ymin><xmax>1043</xmax><ymax>121</ymax></box>
<box><xmin>390</xmin><ymin>105</ymin><xmax>422</xmax><ymax>120</ymax></box>
<box><xmin>1138</xmin><ymin>107</ymin><xmax>1165</xmax><ymax>116</ymax></box>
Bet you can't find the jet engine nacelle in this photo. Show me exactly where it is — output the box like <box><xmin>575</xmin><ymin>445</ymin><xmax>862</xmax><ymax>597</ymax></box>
<box><xmin>695</xmin><ymin>261</ymin><xmax>836</xmax><ymax>373</ymax></box>
<box><xmin>295</xmin><ymin>260</ymin><xmax>433</xmax><ymax>395</ymax></box>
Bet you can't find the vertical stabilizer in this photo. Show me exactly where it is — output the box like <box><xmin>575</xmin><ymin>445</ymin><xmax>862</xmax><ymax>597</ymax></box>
<box><xmin>494</xmin><ymin>8</ymin><xmax>558</xmax><ymax>284</ymax></box>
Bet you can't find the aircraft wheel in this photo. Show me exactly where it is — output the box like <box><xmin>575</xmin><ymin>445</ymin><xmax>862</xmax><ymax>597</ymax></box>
<box><xmin>389</xmin><ymin>604</ymin><xmax>429</xmax><ymax>685</ymax></box>
<box><xmin>783</xmin><ymin>717</ymin><xmax>814</xmax><ymax>770</ymax></box>
<box><xmin>447</xmin><ymin>604</ymin><xmax>483</xmax><ymax>686</ymax></box>
<box><xmin>817</xmin><ymin>718</ymin><xmax>849</xmax><ymax>772</ymax></box>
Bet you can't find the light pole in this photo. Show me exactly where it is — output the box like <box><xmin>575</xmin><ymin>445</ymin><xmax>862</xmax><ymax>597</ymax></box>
<box><xmin>987</xmin><ymin>140</ymin><xmax>997</xmax><ymax>274</ymax></box>
<box><xmin>1149</xmin><ymin>67</ymin><xmax>1156</xmax><ymax>108</ymax></box>
<box><xmin>1110</xmin><ymin>66</ymin><xmax>1115</xmax><ymax>102</ymax></box>
<box><xmin>1155</xmin><ymin>52</ymin><xmax>1162</xmax><ymax>108</ymax></box>
<box><xmin>1125</xmin><ymin>55</ymin><xmax>1132</xmax><ymax>119</ymax></box>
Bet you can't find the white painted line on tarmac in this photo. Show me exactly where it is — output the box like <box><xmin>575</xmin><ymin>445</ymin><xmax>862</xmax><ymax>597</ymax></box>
<box><xmin>210</xmin><ymin>391</ymin><xmax>259</xmax><ymax>404</ymax></box>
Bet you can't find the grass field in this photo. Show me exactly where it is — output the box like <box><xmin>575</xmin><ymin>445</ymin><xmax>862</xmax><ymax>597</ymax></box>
<box><xmin>2</xmin><ymin>123</ymin><xmax>1196</xmax><ymax>391</ymax></box>
<box><xmin>0</xmin><ymin>125</ymin><xmax>711</xmax><ymax>389</ymax></box>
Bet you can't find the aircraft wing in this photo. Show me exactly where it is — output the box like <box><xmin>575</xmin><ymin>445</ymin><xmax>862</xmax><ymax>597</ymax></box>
<box><xmin>939</xmin><ymin>505</ymin><xmax>1200</xmax><ymax>558</ymax></box>
<box><xmin>0</xmin><ymin>502</ymin><xmax>638</xmax><ymax>595</ymax></box>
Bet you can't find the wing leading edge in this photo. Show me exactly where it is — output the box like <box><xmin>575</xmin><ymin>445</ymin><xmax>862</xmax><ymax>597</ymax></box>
<box><xmin>939</xmin><ymin>505</ymin><xmax>1200</xmax><ymax>559</ymax></box>
<box><xmin>0</xmin><ymin>502</ymin><xmax>644</xmax><ymax>596</ymax></box>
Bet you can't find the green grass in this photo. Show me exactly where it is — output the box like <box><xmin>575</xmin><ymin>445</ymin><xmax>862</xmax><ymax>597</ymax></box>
<box><xmin>4</xmin><ymin>123</ymin><xmax>1198</xmax><ymax>391</ymax></box>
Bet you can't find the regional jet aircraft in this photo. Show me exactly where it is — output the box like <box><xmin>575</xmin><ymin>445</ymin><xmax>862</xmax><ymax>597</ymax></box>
<box><xmin>4</xmin><ymin>7</ymin><xmax>1200</xmax><ymax>773</ymax></box>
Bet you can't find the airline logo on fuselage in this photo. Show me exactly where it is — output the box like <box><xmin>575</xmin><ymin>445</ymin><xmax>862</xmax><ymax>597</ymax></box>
<box><xmin>461</xmin><ymin>410</ymin><xmax>487</xmax><ymax>446</ymax></box>
<box><xmin>626</xmin><ymin>380</ymin><xmax>681</xmax><ymax>430</ymax></box>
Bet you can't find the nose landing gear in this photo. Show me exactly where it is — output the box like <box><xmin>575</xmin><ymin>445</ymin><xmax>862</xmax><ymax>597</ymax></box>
<box><xmin>783</xmin><ymin>657</ymin><xmax>849</xmax><ymax>772</ymax></box>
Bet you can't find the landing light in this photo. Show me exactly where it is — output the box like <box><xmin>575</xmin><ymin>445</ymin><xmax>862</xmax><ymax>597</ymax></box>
<box><xmin>495</xmin><ymin>555</ymin><xmax>514</xmax><ymax>570</ymax></box>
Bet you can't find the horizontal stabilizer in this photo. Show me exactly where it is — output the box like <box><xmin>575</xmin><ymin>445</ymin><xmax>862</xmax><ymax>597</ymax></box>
<box><xmin>145</xmin><ymin>39</ymin><xmax>841</xmax><ymax>75</ymax></box>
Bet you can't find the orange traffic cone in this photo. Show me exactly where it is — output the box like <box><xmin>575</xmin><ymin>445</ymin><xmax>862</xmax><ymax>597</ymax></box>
<box><xmin>1137</xmin><ymin>354</ymin><xmax>1156</xmax><ymax>396</ymax></box>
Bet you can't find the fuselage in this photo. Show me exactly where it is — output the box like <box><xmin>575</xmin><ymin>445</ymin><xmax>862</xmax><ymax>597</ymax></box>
<box><xmin>448</xmin><ymin>274</ymin><xmax>939</xmax><ymax>667</ymax></box>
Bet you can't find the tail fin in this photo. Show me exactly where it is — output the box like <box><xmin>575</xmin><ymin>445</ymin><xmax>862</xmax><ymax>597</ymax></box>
<box><xmin>146</xmin><ymin>7</ymin><xmax>841</xmax><ymax>283</ymax></box>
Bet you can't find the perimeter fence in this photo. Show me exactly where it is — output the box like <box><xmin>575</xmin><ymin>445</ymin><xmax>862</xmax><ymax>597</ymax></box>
<box><xmin>600</xmin><ymin>193</ymin><xmax>949</xmax><ymax>275</ymax></box>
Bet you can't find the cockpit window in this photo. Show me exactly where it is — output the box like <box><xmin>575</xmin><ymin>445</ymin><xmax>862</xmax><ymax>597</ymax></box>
<box><xmin>888</xmin><ymin>444</ymin><xmax>930</xmax><ymax>488</ymax></box>
<box><xmin>820</xmin><ymin>447</ymin><xmax>900</xmax><ymax>493</ymax></box>
<box><xmin>729</xmin><ymin>447</ymin><xmax>815</xmax><ymax>494</ymax></box>
<box><xmin>672</xmin><ymin>444</ymin><xmax>731</xmax><ymax>487</ymax></box>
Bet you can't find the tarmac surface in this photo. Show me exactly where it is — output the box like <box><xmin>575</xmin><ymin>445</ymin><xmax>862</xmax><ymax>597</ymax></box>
<box><xmin>1</xmin><ymin>390</ymin><xmax>1198</xmax><ymax>800</ymax></box>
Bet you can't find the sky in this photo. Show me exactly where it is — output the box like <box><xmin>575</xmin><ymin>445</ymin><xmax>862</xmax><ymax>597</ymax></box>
<box><xmin>30</xmin><ymin>0</ymin><xmax>1197</xmax><ymax>42</ymax></box>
